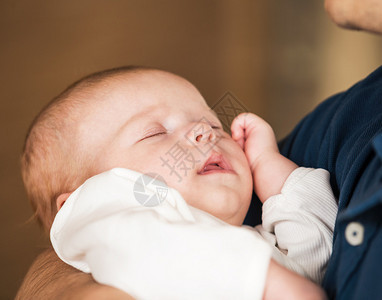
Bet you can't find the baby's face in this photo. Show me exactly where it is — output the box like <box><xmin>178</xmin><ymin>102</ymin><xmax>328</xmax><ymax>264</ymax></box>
<box><xmin>77</xmin><ymin>70</ymin><xmax>253</xmax><ymax>225</ymax></box>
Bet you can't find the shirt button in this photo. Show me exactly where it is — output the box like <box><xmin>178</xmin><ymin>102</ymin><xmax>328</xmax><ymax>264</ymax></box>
<box><xmin>345</xmin><ymin>222</ymin><xmax>364</xmax><ymax>246</ymax></box>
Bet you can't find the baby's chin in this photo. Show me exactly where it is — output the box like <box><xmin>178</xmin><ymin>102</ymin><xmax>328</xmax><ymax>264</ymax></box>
<box><xmin>188</xmin><ymin>188</ymin><xmax>250</xmax><ymax>226</ymax></box>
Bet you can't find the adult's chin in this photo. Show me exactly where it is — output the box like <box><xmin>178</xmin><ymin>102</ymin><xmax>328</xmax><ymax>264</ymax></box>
<box><xmin>325</xmin><ymin>0</ymin><xmax>382</xmax><ymax>34</ymax></box>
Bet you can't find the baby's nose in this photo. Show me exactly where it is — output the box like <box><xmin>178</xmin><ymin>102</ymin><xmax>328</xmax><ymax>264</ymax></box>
<box><xmin>186</xmin><ymin>122</ymin><xmax>216</xmax><ymax>145</ymax></box>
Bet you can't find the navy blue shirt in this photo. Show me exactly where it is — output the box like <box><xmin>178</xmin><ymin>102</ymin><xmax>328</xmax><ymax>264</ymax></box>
<box><xmin>244</xmin><ymin>66</ymin><xmax>382</xmax><ymax>299</ymax></box>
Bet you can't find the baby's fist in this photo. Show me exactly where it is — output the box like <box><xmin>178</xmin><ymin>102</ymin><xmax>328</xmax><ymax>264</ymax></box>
<box><xmin>231</xmin><ymin>113</ymin><xmax>278</xmax><ymax>173</ymax></box>
<box><xmin>231</xmin><ymin>113</ymin><xmax>298</xmax><ymax>202</ymax></box>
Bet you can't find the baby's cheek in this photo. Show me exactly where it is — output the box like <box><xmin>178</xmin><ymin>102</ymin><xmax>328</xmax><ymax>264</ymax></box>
<box><xmin>225</xmin><ymin>140</ymin><xmax>251</xmax><ymax>175</ymax></box>
<box><xmin>229</xmin><ymin>137</ymin><xmax>246</xmax><ymax>156</ymax></box>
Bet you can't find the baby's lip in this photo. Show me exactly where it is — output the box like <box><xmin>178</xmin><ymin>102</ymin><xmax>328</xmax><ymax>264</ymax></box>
<box><xmin>197</xmin><ymin>151</ymin><xmax>236</xmax><ymax>175</ymax></box>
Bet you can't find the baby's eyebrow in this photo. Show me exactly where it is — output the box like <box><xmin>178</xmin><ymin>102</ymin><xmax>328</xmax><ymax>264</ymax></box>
<box><xmin>208</xmin><ymin>109</ymin><xmax>222</xmax><ymax>124</ymax></box>
<box><xmin>210</xmin><ymin>109</ymin><xmax>219</xmax><ymax>119</ymax></box>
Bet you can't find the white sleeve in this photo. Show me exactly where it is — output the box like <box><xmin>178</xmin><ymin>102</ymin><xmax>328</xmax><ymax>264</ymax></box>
<box><xmin>253</xmin><ymin>167</ymin><xmax>338</xmax><ymax>283</ymax></box>
<box><xmin>50</xmin><ymin>168</ymin><xmax>272</xmax><ymax>300</ymax></box>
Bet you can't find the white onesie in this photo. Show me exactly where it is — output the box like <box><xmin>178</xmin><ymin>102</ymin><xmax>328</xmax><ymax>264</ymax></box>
<box><xmin>50</xmin><ymin>167</ymin><xmax>337</xmax><ymax>300</ymax></box>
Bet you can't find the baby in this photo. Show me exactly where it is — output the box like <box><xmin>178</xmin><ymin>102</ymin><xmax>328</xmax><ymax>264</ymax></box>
<box><xmin>21</xmin><ymin>66</ymin><xmax>336</xmax><ymax>299</ymax></box>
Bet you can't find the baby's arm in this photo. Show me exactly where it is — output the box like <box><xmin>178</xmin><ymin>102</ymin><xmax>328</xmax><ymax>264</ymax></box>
<box><xmin>231</xmin><ymin>113</ymin><xmax>298</xmax><ymax>202</ymax></box>
<box><xmin>232</xmin><ymin>113</ymin><xmax>337</xmax><ymax>283</ymax></box>
<box><xmin>256</xmin><ymin>167</ymin><xmax>337</xmax><ymax>282</ymax></box>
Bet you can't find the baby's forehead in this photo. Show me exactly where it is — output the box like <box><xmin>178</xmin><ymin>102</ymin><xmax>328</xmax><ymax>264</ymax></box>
<box><xmin>72</xmin><ymin>70</ymin><xmax>212</xmax><ymax>132</ymax></box>
<box><xmin>101</xmin><ymin>69</ymin><xmax>195</xmax><ymax>91</ymax></box>
<box><xmin>85</xmin><ymin>70</ymin><xmax>208</xmax><ymax>113</ymax></box>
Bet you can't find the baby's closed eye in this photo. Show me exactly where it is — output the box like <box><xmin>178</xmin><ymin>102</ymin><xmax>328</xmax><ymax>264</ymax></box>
<box><xmin>140</xmin><ymin>128</ymin><xmax>167</xmax><ymax>141</ymax></box>
<box><xmin>139</xmin><ymin>122</ymin><xmax>221</xmax><ymax>142</ymax></box>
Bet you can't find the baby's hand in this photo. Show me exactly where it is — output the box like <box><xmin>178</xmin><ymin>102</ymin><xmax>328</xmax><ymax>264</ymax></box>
<box><xmin>231</xmin><ymin>113</ymin><xmax>297</xmax><ymax>202</ymax></box>
<box><xmin>231</xmin><ymin>113</ymin><xmax>279</xmax><ymax>171</ymax></box>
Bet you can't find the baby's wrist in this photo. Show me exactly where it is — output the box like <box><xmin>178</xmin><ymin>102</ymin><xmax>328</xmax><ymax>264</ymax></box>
<box><xmin>252</xmin><ymin>152</ymin><xmax>298</xmax><ymax>203</ymax></box>
<box><xmin>250</xmin><ymin>150</ymin><xmax>281</xmax><ymax>176</ymax></box>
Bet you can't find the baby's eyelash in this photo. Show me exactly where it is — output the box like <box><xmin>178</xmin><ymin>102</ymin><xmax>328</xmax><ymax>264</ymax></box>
<box><xmin>149</xmin><ymin>132</ymin><xmax>167</xmax><ymax>137</ymax></box>
<box><xmin>140</xmin><ymin>123</ymin><xmax>220</xmax><ymax>142</ymax></box>
<box><xmin>141</xmin><ymin>131</ymin><xmax>167</xmax><ymax>140</ymax></box>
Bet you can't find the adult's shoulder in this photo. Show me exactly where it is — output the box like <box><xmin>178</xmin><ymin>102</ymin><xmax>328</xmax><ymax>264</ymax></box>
<box><xmin>279</xmin><ymin>65</ymin><xmax>382</xmax><ymax>203</ymax></box>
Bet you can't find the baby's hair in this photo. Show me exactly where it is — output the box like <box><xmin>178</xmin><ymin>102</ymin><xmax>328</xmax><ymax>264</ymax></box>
<box><xmin>21</xmin><ymin>65</ymin><xmax>153</xmax><ymax>232</ymax></box>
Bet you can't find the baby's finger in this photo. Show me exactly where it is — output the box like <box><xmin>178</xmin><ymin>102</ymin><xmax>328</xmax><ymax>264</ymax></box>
<box><xmin>233</xmin><ymin>134</ymin><xmax>245</xmax><ymax>149</ymax></box>
<box><xmin>231</xmin><ymin>113</ymin><xmax>249</xmax><ymax>149</ymax></box>
<box><xmin>231</xmin><ymin>113</ymin><xmax>251</xmax><ymax>137</ymax></box>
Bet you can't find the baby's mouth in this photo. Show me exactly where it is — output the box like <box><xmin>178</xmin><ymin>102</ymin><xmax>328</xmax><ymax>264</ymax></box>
<box><xmin>197</xmin><ymin>152</ymin><xmax>236</xmax><ymax>175</ymax></box>
<box><xmin>202</xmin><ymin>163</ymin><xmax>224</xmax><ymax>172</ymax></box>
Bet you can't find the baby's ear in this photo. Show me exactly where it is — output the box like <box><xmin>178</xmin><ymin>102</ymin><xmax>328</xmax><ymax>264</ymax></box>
<box><xmin>56</xmin><ymin>192</ymin><xmax>72</xmax><ymax>211</ymax></box>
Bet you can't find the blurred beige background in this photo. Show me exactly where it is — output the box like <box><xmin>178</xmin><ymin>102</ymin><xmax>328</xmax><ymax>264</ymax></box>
<box><xmin>1</xmin><ymin>0</ymin><xmax>381</xmax><ymax>298</ymax></box>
